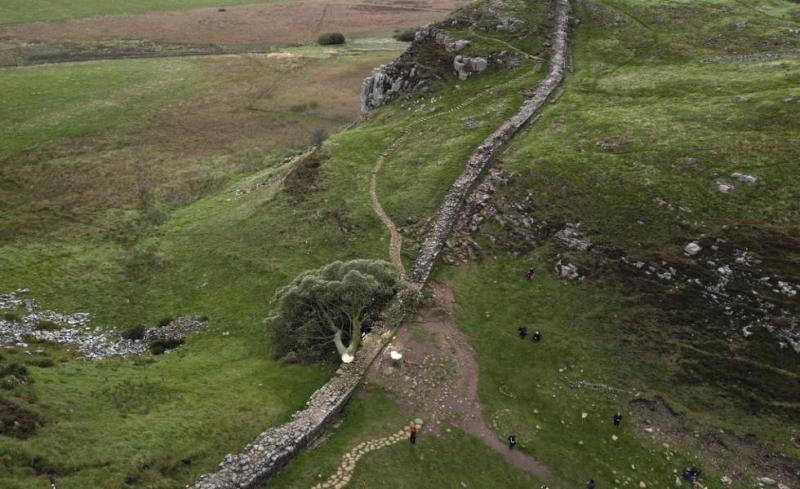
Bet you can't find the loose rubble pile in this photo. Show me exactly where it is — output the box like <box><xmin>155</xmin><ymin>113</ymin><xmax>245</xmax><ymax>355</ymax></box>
<box><xmin>0</xmin><ymin>290</ymin><xmax>205</xmax><ymax>360</ymax></box>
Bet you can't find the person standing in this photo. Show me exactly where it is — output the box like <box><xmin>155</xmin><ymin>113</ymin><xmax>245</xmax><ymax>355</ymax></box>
<box><xmin>409</xmin><ymin>424</ymin><xmax>418</xmax><ymax>445</ymax></box>
<box><xmin>613</xmin><ymin>412</ymin><xmax>623</xmax><ymax>427</ymax></box>
<box><xmin>48</xmin><ymin>475</ymin><xmax>57</xmax><ymax>489</ymax></box>
<box><xmin>518</xmin><ymin>326</ymin><xmax>528</xmax><ymax>339</ymax></box>
<box><xmin>586</xmin><ymin>479</ymin><xmax>596</xmax><ymax>489</ymax></box>
<box><xmin>508</xmin><ymin>434</ymin><xmax>517</xmax><ymax>449</ymax></box>
<box><xmin>532</xmin><ymin>330</ymin><xmax>542</xmax><ymax>342</ymax></box>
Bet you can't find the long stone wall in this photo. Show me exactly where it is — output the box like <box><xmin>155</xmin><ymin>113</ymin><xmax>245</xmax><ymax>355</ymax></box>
<box><xmin>188</xmin><ymin>0</ymin><xmax>571</xmax><ymax>486</ymax></box>
<box><xmin>410</xmin><ymin>0</ymin><xmax>571</xmax><ymax>285</ymax></box>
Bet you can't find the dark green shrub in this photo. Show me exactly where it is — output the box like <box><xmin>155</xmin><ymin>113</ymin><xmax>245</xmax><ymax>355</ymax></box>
<box><xmin>1</xmin><ymin>363</ymin><xmax>31</xmax><ymax>389</ymax></box>
<box><xmin>318</xmin><ymin>32</ymin><xmax>345</xmax><ymax>45</ymax></box>
<box><xmin>156</xmin><ymin>317</ymin><xmax>174</xmax><ymax>328</ymax></box>
<box><xmin>34</xmin><ymin>320</ymin><xmax>61</xmax><ymax>331</ymax></box>
<box><xmin>121</xmin><ymin>325</ymin><xmax>146</xmax><ymax>341</ymax></box>
<box><xmin>394</xmin><ymin>29</ymin><xmax>416</xmax><ymax>42</ymax></box>
<box><xmin>310</xmin><ymin>127</ymin><xmax>328</xmax><ymax>147</ymax></box>
<box><xmin>28</xmin><ymin>358</ymin><xmax>55</xmax><ymax>368</ymax></box>
<box><xmin>149</xmin><ymin>338</ymin><xmax>183</xmax><ymax>355</ymax></box>
<box><xmin>2</xmin><ymin>312</ymin><xmax>20</xmax><ymax>322</ymax></box>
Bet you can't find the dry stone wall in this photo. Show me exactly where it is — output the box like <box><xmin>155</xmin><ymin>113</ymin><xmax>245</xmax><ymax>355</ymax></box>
<box><xmin>410</xmin><ymin>0</ymin><xmax>571</xmax><ymax>285</ymax></box>
<box><xmin>188</xmin><ymin>289</ymin><xmax>418</xmax><ymax>489</ymax></box>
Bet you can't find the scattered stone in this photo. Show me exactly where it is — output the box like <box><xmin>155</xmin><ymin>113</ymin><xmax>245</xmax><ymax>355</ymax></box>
<box><xmin>553</xmin><ymin>223</ymin><xmax>592</xmax><ymax>251</ymax></box>
<box><xmin>716</xmin><ymin>181</ymin><xmax>735</xmax><ymax>193</ymax></box>
<box><xmin>454</xmin><ymin>55</ymin><xmax>489</xmax><ymax>81</ymax></box>
<box><xmin>461</xmin><ymin>116</ymin><xmax>482</xmax><ymax>129</ymax></box>
<box><xmin>684</xmin><ymin>242</ymin><xmax>702</xmax><ymax>256</ymax></box>
<box><xmin>0</xmin><ymin>290</ymin><xmax>205</xmax><ymax>360</ymax></box>
<box><xmin>555</xmin><ymin>260</ymin><xmax>580</xmax><ymax>280</ymax></box>
<box><xmin>730</xmin><ymin>172</ymin><xmax>757</xmax><ymax>185</ymax></box>
<box><xmin>495</xmin><ymin>17</ymin><xmax>526</xmax><ymax>32</ymax></box>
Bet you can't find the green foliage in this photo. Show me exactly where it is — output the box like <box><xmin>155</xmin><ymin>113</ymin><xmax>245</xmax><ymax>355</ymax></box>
<box><xmin>394</xmin><ymin>29</ymin><xmax>417</xmax><ymax>42</ymax></box>
<box><xmin>318</xmin><ymin>32</ymin><xmax>346</xmax><ymax>46</ymax></box>
<box><xmin>266</xmin><ymin>259</ymin><xmax>400</xmax><ymax>362</ymax></box>
<box><xmin>0</xmin><ymin>362</ymin><xmax>32</xmax><ymax>389</ymax></box>
<box><xmin>2</xmin><ymin>311</ymin><xmax>20</xmax><ymax>321</ymax></box>
<box><xmin>34</xmin><ymin>320</ymin><xmax>61</xmax><ymax>331</ymax></box>
<box><xmin>149</xmin><ymin>338</ymin><xmax>184</xmax><ymax>355</ymax></box>
<box><xmin>121</xmin><ymin>324</ymin><xmax>147</xmax><ymax>340</ymax></box>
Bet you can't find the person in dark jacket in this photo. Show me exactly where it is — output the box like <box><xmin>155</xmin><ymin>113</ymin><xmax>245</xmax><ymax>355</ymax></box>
<box><xmin>508</xmin><ymin>434</ymin><xmax>517</xmax><ymax>449</ymax></box>
<box><xmin>409</xmin><ymin>424</ymin><xmax>418</xmax><ymax>445</ymax></box>
<box><xmin>613</xmin><ymin>412</ymin><xmax>623</xmax><ymax>427</ymax></box>
<box><xmin>518</xmin><ymin>326</ymin><xmax>528</xmax><ymax>339</ymax></box>
<box><xmin>531</xmin><ymin>330</ymin><xmax>542</xmax><ymax>342</ymax></box>
<box><xmin>586</xmin><ymin>480</ymin><xmax>596</xmax><ymax>489</ymax></box>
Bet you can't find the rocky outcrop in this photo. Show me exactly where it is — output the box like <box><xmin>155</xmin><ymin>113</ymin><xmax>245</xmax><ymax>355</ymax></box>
<box><xmin>361</xmin><ymin>27</ymin><xmax>471</xmax><ymax>113</ymax></box>
<box><xmin>453</xmin><ymin>55</ymin><xmax>488</xmax><ymax>80</ymax></box>
<box><xmin>409</xmin><ymin>0</ymin><xmax>572</xmax><ymax>285</ymax></box>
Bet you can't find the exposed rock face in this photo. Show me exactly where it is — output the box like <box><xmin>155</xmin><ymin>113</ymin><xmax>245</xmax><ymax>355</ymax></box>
<box><xmin>0</xmin><ymin>290</ymin><xmax>205</xmax><ymax>360</ymax></box>
<box><xmin>453</xmin><ymin>55</ymin><xmax>489</xmax><ymax>80</ymax></box>
<box><xmin>361</xmin><ymin>27</ymin><xmax>471</xmax><ymax>113</ymax></box>
<box><xmin>409</xmin><ymin>0</ymin><xmax>572</xmax><ymax>285</ymax></box>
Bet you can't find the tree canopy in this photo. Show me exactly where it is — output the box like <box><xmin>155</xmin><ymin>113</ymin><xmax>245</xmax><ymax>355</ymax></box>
<box><xmin>266</xmin><ymin>259</ymin><xmax>400</xmax><ymax>363</ymax></box>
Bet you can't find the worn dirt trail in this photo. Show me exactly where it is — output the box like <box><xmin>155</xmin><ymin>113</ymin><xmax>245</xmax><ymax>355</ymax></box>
<box><xmin>368</xmin><ymin>282</ymin><xmax>551</xmax><ymax>481</ymax></box>
<box><xmin>367</xmin><ymin>64</ymin><xmax>541</xmax><ymax>281</ymax></box>
<box><xmin>369</xmin><ymin>135</ymin><xmax>410</xmax><ymax>280</ymax></box>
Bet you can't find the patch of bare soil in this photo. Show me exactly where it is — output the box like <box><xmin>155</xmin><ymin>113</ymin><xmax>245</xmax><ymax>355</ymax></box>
<box><xmin>283</xmin><ymin>148</ymin><xmax>327</xmax><ymax>200</ymax></box>
<box><xmin>0</xmin><ymin>0</ymin><xmax>468</xmax><ymax>46</ymax></box>
<box><xmin>368</xmin><ymin>282</ymin><xmax>550</xmax><ymax>480</ymax></box>
<box><xmin>0</xmin><ymin>398</ymin><xmax>43</xmax><ymax>439</ymax></box>
<box><xmin>629</xmin><ymin>396</ymin><xmax>800</xmax><ymax>487</ymax></box>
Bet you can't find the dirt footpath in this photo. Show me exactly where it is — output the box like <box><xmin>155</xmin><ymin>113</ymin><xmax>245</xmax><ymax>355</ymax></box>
<box><xmin>0</xmin><ymin>0</ymin><xmax>468</xmax><ymax>46</ymax></box>
<box><xmin>368</xmin><ymin>283</ymin><xmax>551</xmax><ymax>481</ymax></box>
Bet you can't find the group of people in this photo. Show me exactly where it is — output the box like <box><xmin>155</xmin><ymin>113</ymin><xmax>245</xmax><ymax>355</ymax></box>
<box><xmin>507</xmin><ymin>412</ymin><xmax>629</xmax><ymax>489</ymax></box>
<box><xmin>517</xmin><ymin>325</ymin><xmax>542</xmax><ymax>342</ymax></box>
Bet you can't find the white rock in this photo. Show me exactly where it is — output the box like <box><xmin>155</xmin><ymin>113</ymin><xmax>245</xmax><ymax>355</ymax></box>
<box><xmin>731</xmin><ymin>172</ymin><xmax>757</xmax><ymax>185</ymax></box>
<box><xmin>685</xmin><ymin>242</ymin><xmax>702</xmax><ymax>256</ymax></box>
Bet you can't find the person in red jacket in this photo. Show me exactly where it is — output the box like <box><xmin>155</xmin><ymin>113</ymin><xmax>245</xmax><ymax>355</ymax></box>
<box><xmin>409</xmin><ymin>424</ymin><xmax>418</xmax><ymax>445</ymax></box>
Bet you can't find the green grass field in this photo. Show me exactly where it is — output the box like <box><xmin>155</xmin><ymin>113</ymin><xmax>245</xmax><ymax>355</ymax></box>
<box><xmin>257</xmin><ymin>0</ymin><xmax>800</xmax><ymax>488</ymax></box>
<box><xmin>1</xmin><ymin>0</ymin><xmax>798</xmax><ymax>487</ymax></box>
<box><xmin>0</xmin><ymin>42</ymin><xmax>404</xmax><ymax>488</ymax></box>
<box><xmin>0</xmin><ymin>0</ymin><xmax>281</xmax><ymax>26</ymax></box>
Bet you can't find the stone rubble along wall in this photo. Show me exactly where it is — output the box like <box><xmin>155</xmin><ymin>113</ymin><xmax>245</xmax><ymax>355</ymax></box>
<box><xmin>410</xmin><ymin>0</ymin><xmax>572</xmax><ymax>285</ymax></box>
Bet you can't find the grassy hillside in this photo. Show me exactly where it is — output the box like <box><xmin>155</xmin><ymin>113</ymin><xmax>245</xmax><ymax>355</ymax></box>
<box><xmin>0</xmin><ymin>0</ymin><xmax>281</xmax><ymax>26</ymax></box>
<box><xmin>262</xmin><ymin>0</ymin><xmax>800</xmax><ymax>488</ymax></box>
<box><xmin>0</xmin><ymin>42</ymin><xmax>404</xmax><ymax>488</ymax></box>
<box><xmin>1</xmin><ymin>0</ymin><xmax>798</xmax><ymax>487</ymax></box>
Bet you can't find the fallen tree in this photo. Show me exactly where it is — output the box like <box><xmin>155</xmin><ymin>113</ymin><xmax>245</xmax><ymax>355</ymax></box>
<box><xmin>266</xmin><ymin>259</ymin><xmax>401</xmax><ymax>363</ymax></box>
